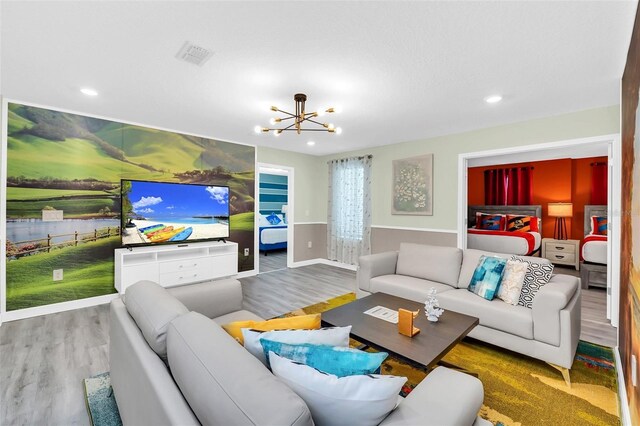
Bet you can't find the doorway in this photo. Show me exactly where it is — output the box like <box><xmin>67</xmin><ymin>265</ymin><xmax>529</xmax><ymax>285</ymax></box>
<box><xmin>457</xmin><ymin>134</ymin><xmax>621</xmax><ymax>345</ymax></box>
<box><xmin>257</xmin><ymin>164</ymin><xmax>294</xmax><ymax>273</ymax></box>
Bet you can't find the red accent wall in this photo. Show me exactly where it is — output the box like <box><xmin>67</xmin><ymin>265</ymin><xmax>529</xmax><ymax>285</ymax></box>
<box><xmin>468</xmin><ymin>156</ymin><xmax>607</xmax><ymax>240</ymax></box>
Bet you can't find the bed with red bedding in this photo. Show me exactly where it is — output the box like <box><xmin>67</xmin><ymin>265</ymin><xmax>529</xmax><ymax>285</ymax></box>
<box><xmin>467</xmin><ymin>205</ymin><xmax>542</xmax><ymax>256</ymax></box>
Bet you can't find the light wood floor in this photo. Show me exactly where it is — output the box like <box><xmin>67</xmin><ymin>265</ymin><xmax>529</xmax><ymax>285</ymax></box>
<box><xmin>0</xmin><ymin>262</ymin><xmax>616</xmax><ymax>425</ymax></box>
<box><xmin>258</xmin><ymin>249</ymin><xmax>288</xmax><ymax>274</ymax></box>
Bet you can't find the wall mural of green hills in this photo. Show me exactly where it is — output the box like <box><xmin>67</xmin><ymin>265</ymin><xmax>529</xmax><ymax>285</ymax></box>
<box><xmin>4</xmin><ymin>102</ymin><xmax>255</xmax><ymax>311</ymax></box>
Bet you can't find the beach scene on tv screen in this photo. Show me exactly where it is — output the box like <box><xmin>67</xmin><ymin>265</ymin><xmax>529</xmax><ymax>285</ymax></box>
<box><xmin>122</xmin><ymin>181</ymin><xmax>229</xmax><ymax>245</ymax></box>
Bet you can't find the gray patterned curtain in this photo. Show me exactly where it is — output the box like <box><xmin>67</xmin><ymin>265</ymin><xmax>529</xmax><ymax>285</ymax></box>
<box><xmin>327</xmin><ymin>155</ymin><xmax>372</xmax><ymax>265</ymax></box>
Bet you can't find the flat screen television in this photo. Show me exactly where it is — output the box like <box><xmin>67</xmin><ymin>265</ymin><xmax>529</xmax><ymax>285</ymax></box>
<box><xmin>120</xmin><ymin>179</ymin><xmax>230</xmax><ymax>247</ymax></box>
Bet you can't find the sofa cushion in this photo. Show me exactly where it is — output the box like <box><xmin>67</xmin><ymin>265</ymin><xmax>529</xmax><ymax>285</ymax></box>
<box><xmin>270</xmin><ymin>352</ymin><xmax>406</xmax><ymax>426</ymax></box>
<box><xmin>438</xmin><ymin>289</ymin><xmax>533</xmax><ymax>339</ymax></box>
<box><xmin>371</xmin><ymin>275</ymin><xmax>455</xmax><ymax>302</ymax></box>
<box><xmin>243</xmin><ymin>327</ymin><xmax>351</xmax><ymax>366</ymax></box>
<box><xmin>458</xmin><ymin>249</ymin><xmax>550</xmax><ymax>289</ymax></box>
<box><xmin>396</xmin><ymin>243</ymin><xmax>463</xmax><ymax>286</ymax></box>
<box><xmin>468</xmin><ymin>255</ymin><xmax>507</xmax><ymax>300</ymax></box>
<box><xmin>213</xmin><ymin>310</ymin><xmax>264</xmax><ymax>325</ymax></box>
<box><xmin>124</xmin><ymin>280</ymin><xmax>189</xmax><ymax>362</ymax></box>
<box><xmin>261</xmin><ymin>340</ymin><xmax>388</xmax><ymax>376</ymax></box>
<box><xmin>221</xmin><ymin>314</ymin><xmax>321</xmax><ymax>344</ymax></box>
<box><xmin>167</xmin><ymin>312</ymin><xmax>313</xmax><ymax>426</ymax></box>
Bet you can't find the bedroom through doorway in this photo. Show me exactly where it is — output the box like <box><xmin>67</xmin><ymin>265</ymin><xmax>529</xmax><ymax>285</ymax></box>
<box><xmin>257</xmin><ymin>165</ymin><xmax>291</xmax><ymax>273</ymax></box>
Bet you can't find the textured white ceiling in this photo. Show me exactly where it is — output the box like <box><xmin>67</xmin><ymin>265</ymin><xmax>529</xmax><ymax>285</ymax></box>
<box><xmin>1</xmin><ymin>1</ymin><xmax>637</xmax><ymax>156</ymax></box>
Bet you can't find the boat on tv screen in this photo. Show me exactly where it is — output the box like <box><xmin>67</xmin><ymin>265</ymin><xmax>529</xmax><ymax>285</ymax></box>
<box><xmin>121</xmin><ymin>180</ymin><xmax>230</xmax><ymax>246</ymax></box>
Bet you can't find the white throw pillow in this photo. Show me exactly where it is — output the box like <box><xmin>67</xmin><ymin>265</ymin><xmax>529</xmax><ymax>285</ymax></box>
<box><xmin>497</xmin><ymin>259</ymin><xmax>528</xmax><ymax>305</ymax></box>
<box><xmin>269</xmin><ymin>352</ymin><xmax>406</xmax><ymax>426</ymax></box>
<box><xmin>242</xmin><ymin>326</ymin><xmax>351</xmax><ymax>366</ymax></box>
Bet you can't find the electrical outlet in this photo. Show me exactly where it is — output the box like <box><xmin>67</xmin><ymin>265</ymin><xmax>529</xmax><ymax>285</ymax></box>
<box><xmin>633</xmin><ymin>354</ymin><xmax>637</xmax><ymax>387</ymax></box>
<box><xmin>308</xmin><ymin>241</ymin><xmax>312</xmax><ymax>249</ymax></box>
<box><xmin>53</xmin><ymin>269</ymin><xmax>63</xmax><ymax>281</ymax></box>
<box><xmin>244</xmin><ymin>248</ymin><xmax>250</xmax><ymax>256</ymax></box>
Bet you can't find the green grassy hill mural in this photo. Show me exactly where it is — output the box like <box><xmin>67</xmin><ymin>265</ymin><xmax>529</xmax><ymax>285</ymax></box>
<box><xmin>5</xmin><ymin>103</ymin><xmax>255</xmax><ymax>311</ymax></box>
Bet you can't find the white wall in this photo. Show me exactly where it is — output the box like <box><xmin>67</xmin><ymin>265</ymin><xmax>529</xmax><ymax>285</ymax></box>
<box><xmin>276</xmin><ymin>105</ymin><xmax>620</xmax><ymax>230</ymax></box>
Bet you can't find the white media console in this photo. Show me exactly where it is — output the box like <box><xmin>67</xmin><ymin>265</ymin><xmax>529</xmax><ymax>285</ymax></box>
<box><xmin>114</xmin><ymin>241</ymin><xmax>238</xmax><ymax>294</ymax></box>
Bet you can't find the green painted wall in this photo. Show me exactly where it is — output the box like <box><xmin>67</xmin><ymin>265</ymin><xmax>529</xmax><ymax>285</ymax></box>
<box><xmin>260</xmin><ymin>105</ymin><xmax>620</xmax><ymax>230</ymax></box>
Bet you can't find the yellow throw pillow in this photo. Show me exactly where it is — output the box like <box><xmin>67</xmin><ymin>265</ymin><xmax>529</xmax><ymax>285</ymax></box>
<box><xmin>222</xmin><ymin>314</ymin><xmax>321</xmax><ymax>344</ymax></box>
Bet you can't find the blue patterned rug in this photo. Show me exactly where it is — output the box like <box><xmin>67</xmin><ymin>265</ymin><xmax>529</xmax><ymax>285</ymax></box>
<box><xmin>83</xmin><ymin>372</ymin><xmax>122</xmax><ymax>426</ymax></box>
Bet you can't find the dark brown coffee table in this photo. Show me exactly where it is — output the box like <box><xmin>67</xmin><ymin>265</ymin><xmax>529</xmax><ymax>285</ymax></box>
<box><xmin>322</xmin><ymin>292</ymin><xmax>479</xmax><ymax>370</ymax></box>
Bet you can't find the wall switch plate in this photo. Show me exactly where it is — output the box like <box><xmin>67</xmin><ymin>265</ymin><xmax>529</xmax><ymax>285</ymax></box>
<box><xmin>632</xmin><ymin>354</ymin><xmax>637</xmax><ymax>387</ymax></box>
<box><xmin>308</xmin><ymin>241</ymin><xmax>312</xmax><ymax>248</ymax></box>
<box><xmin>244</xmin><ymin>248</ymin><xmax>250</xmax><ymax>256</ymax></box>
<box><xmin>53</xmin><ymin>269</ymin><xmax>63</xmax><ymax>281</ymax></box>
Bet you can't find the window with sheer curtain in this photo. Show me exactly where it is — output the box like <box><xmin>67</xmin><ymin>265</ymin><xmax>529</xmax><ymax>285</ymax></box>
<box><xmin>327</xmin><ymin>156</ymin><xmax>372</xmax><ymax>265</ymax></box>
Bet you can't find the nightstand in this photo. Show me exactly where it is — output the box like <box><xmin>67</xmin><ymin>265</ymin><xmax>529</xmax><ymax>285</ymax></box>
<box><xmin>541</xmin><ymin>238</ymin><xmax>580</xmax><ymax>271</ymax></box>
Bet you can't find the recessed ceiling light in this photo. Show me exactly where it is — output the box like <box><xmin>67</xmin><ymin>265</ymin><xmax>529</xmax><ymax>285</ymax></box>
<box><xmin>307</xmin><ymin>141</ymin><xmax>315</xmax><ymax>146</ymax></box>
<box><xmin>484</xmin><ymin>95</ymin><xmax>502</xmax><ymax>104</ymax></box>
<box><xmin>80</xmin><ymin>88</ymin><xmax>98</xmax><ymax>96</ymax></box>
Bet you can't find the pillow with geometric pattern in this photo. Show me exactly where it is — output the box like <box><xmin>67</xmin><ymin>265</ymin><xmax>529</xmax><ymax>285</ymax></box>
<box><xmin>510</xmin><ymin>256</ymin><xmax>554</xmax><ymax>308</ymax></box>
<box><xmin>475</xmin><ymin>213</ymin><xmax>506</xmax><ymax>231</ymax></box>
<box><xmin>591</xmin><ymin>216</ymin><xmax>607</xmax><ymax>236</ymax></box>
<box><xmin>505</xmin><ymin>215</ymin><xmax>540</xmax><ymax>233</ymax></box>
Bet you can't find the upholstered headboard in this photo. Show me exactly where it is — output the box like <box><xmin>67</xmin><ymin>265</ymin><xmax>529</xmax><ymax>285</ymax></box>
<box><xmin>584</xmin><ymin>205</ymin><xmax>607</xmax><ymax>236</ymax></box>
<box><xmin>468</xmin><ymin>205</ymin><xmax>542</xmax><ymax>228</ymax></box>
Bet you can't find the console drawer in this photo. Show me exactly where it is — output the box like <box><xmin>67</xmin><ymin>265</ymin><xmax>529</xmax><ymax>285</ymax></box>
<box><xmin>545</xmin><ymin>251</ymin><xmax>576</xmax><ymax>264</ymax></box>
<box><xmin>159</xmin><ymin>264</ymin><xmax>214</xmax><ymax>286</ymax></box>
<box><xmin>544</xmin><ymin>242</ymin><xmax>576</xmax><ymax>253</ymax></box>
<box><xmin>159</xmin><ymin>258</ymin><xmax>210</xmax><ymax>274</ymax></box>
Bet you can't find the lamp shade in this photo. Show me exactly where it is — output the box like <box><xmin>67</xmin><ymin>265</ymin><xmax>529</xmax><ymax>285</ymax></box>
<box><xmin>548</xmin><ymin>202</ymin><xmax>573</xmax><ymax>218</ymax></box>
<box><xmin>281</xmin><ymin>205</ymin><xmax>288</xmax><ymax>214</ymax></box>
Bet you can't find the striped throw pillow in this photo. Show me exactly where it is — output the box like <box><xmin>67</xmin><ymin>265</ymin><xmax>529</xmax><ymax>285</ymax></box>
<box><xmin>506</xmin><ymin>215</ymin><xmax>539</xmax><ymax>233</ymax></box>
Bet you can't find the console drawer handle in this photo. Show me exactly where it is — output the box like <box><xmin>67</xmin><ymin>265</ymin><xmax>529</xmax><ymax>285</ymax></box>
<box><xmin>555</xmin><ymin>246</ymin><xmax>565</xmax><ymax>250</ymax></box>
<box><xmin>555</xmin><ymin>255</ymin><xmax>565</xmax><ymax>259</ymax></box>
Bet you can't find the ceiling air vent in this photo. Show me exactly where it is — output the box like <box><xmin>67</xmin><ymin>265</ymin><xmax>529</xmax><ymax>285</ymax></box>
<box><xmin>176</xmin><ymin>41</ymin><xmax>214</xmax><ymax>67</ymax></box>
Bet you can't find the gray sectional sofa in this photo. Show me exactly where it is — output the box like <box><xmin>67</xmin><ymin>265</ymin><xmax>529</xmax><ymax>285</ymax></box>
<box><xmin>357</xmin><ymin>243</ymin><xmax>581</xmax><ymax>382</ymax></box>
<box><xmin>110</xmin><ymin>278</ymin><xmax>488</xmax><ymax>425</ymax></box>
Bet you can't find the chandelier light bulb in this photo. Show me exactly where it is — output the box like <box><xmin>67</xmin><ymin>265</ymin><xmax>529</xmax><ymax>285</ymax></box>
<box><xmin>335</xmin><ymin>127</ymin><xmax>343</xmax><ymax>135</ymax></box>
<box><xmin>327</xmin><ymin>123</ymin><xmax>335</xmax><ymax>130</ymax></box>
<box><xmin>269</xmin><ymin>118</ymin><xmax>277</xmax><ymax>125</ymax></box>
<box><xmin>254</xmin><ymin>125</ymin><xmax>262</xmax><ymax>134</ymax></box>
<box><xmin>80</xmin><ymin>87</ymin><xmax>98</xmax><ymax>96</ymax></box>
<box><xmin>273</xmin><ymin>130</ymin><xmax>281</xmax><ymax>136</ymax></box>
<box><xmin>307</xmin><ymin>141</ymin><xmax>315</xmax><ymax>146</ymax></box>
<box><xmin>484</xmin><ymin>95</ymin><xmax>503</xmax><ymax>104</ymax></box>
<box><xmin>317</xmin><ymin>110</ymin><xmax>325</xmax><ymax>117</ymax></box>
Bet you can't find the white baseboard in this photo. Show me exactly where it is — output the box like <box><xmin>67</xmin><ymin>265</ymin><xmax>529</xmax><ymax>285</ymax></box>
<box><xmin>1</xmin><ymin>293</ymin><xmax>119</xmax><ymax>322</ymax></box>
<box><xmin>615</xmin><ymin>346</ymin><xmax>632</xmax><ymax>426</ymax></box>
<box><xmin>291</xmin><ymin>258</ymin><xmax>357</xmax><ymax>271</ymax></box>
<box><xmin>237</xmin><ymin>270</ymin><xmax>257</xmax><ymax>279</ymax></box>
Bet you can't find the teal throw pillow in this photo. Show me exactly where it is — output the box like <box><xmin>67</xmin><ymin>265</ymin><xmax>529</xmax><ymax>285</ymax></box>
<box><xmin>260</xmin><ymin>340</ymin><xmax>388</xmax><ymax>377</ymax></box>
<box><xmin>468</xmin><ymin>255</ymin><xmax>507</xmax><ymax>300</ymax></box>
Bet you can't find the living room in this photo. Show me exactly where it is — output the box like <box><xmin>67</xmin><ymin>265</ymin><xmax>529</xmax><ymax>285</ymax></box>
<box><xmin>1</xmin><ymin>1</ymin><xmax>640</xmax><ymax>425</ymax></box>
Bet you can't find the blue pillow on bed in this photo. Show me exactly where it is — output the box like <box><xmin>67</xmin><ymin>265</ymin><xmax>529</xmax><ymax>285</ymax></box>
<box><xmin>266</xmin><ymin>213</ymin><xmax>281</xmax><ymax>225</ymax></box>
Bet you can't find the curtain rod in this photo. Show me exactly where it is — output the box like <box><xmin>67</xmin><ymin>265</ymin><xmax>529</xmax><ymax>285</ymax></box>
<box><xmin>328</xmin><ymin>155</ymin><xmax>372</xmax><ymax>164</ymax></box>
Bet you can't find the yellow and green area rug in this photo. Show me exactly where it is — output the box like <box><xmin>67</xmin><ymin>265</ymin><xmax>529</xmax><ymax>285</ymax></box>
<box><xmin>284</xmin><ymin>293</ymin><xmax>620</xmax><ymax>426</ymax></box>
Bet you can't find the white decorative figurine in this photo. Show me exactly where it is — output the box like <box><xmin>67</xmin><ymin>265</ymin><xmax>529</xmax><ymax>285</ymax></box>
<box><xmin>425</xmin><ymin>287</ymin><xmax>444</xmax><ymax>322</ymax></box>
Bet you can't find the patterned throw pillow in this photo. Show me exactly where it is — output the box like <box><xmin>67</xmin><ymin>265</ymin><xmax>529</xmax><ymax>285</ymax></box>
<box><xmin>261</xmin><ymin>340</ymin><xmax>388</xmax><ymax>377</ymax></box>
<box><xmin>497</xmin><ymin>259</ymin><xmax>528</xmax><ymax>305</ymax></box>
<box><xmin>266</xmin><ymin>213</ymin><xmax>282</xmax><ymax>225</ymax></box>
<box><xmin>476</xmin><ymin>213</ymin><xmax>505</xmax><ymax>231</ymax></box>
<box><xmin>468</xmin><ymin>255</ymin><xmax>507</xmax><ymax>300</ymax></box>
<box><xmin>591</xmin><ymin>216</ymin><xmax>608</xmax><ymax>235</ymax></box>
<box><xmin>510</xmin><ymin>256</ymin><xmax>554</xmax><ymax>308</ymax></box>
<box><xmin>505</xmin><ymin>215</ymin><xmax>540</xmax><ymax>233</ymax></box>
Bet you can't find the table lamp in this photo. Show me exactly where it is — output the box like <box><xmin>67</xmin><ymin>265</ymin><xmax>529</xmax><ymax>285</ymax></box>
<box><xmin>548</xmin><ymin>202</ymin><xmax>573</xmax><ymax>240</ymax></box>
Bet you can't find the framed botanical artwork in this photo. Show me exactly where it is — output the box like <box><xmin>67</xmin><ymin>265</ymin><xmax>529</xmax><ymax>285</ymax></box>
<box><xmin>392</xmin><ymin>154</ymin><xmax>433</xmax><ymax>215</ymax></box>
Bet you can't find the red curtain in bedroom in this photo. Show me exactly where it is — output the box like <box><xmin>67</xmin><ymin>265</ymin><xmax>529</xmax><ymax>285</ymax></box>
<box><xmin>484</xmin><ymin>167</ymin><xmax>533</xmax><ymax>205</ymax></box>
<box><xmin>591</xmin><ymin>162</ymin><xmax>608</xmax><ymax>205</ymax></box>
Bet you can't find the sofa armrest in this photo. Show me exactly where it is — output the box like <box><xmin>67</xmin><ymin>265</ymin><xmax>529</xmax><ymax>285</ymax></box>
<box><xmin>167</xmin><ymin>279</ymin><xmax>243</xmax><ymax>319</ymax></box>
<box><xmin>532</xmin><ymin>274</ymin><xmax>579</xmax><ymax>347</ymax></box>
<box><xmin>380</xmin><ymin>367</ymin><xmax>484</xmax><ymax>426</ymax></box>
<box><xmin>357</xmin><ymin>251</ymin><xmax>398</xmax><ymax>295</ymax></box>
